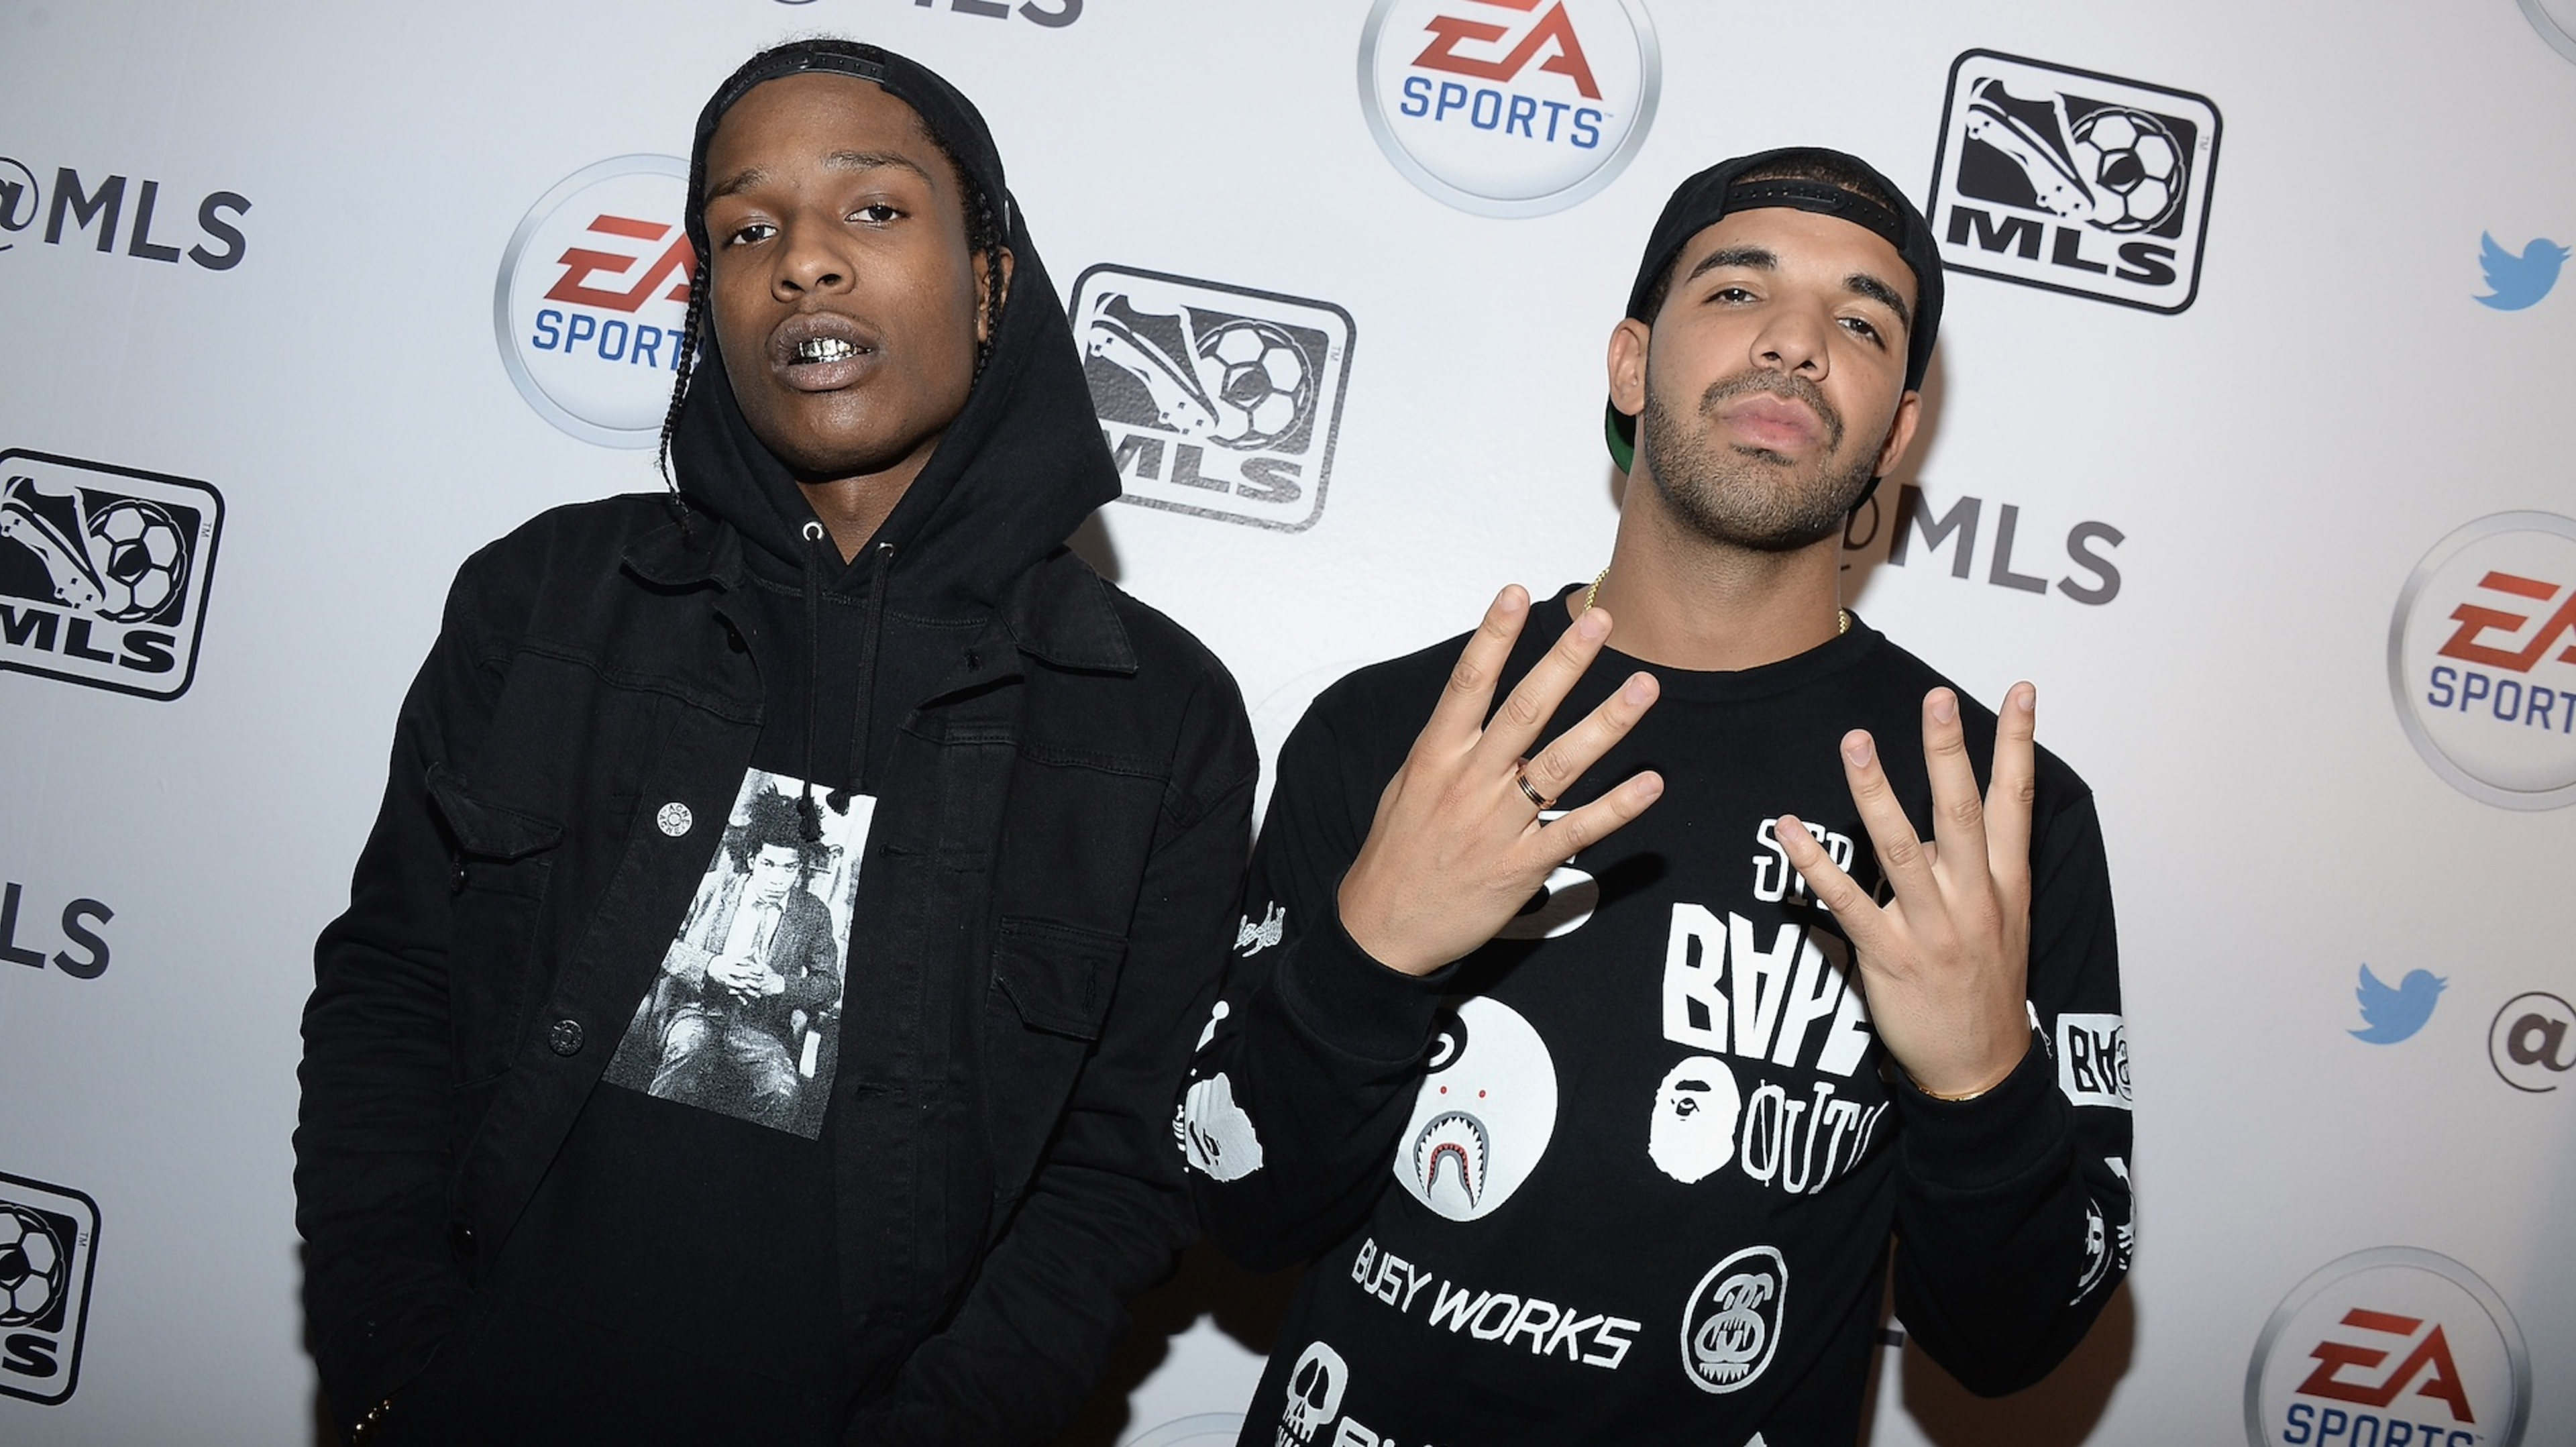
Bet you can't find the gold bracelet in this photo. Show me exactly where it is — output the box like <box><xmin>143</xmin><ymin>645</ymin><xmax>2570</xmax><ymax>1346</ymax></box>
<box><xmin>1914</xmin><ymin>1078</ymin><xmax>1994</xmax><ymax>1103</ymax></box>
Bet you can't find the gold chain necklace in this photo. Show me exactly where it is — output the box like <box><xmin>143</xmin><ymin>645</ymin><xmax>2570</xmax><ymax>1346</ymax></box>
<box><xmin>1585</xmin><ymin>566</ymin><xmax>1849</xmax><ymax>635</ymax></box>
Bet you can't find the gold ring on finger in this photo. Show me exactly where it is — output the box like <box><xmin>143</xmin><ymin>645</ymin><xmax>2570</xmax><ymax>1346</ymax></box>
<box><xmin>1513</xmin><ymin>764</ymin><xmax>1554</xmax><ymax>812</ymax></box>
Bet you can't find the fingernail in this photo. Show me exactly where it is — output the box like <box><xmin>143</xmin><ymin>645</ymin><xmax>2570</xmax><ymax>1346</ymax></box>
<box><xmin>2018</xmin><ymin>683</ymin><xmax>2037</xmax><ymax>712</ymax></box>
<box><xmin>1843</xmin><ymin>734</ymin><xmax>1874</xmax><ymax>766</ymax></box>
<box><xmin>1497</xmin><ymin>586</ymin><xmax>1527</xmax><ymax>613</ymax></box>
<box><xmin>1931</xmin><ymin>690</ymin><xmax>1957</xmax><ymax>724</ymax></box>
<box><xmin>1577</xmin><ymin>609</ymin><xmax>1610</xmax><ymax>641</ymax></box>
<box><xmin>1621</xmin><ymin>673</ymin><xmax>1654</xmax><ymax>704</ymax></box>
<box><xmin>1638</xmin><ymin>773</ymin><xmax>1664</xmax><ymax>800</ymax></box>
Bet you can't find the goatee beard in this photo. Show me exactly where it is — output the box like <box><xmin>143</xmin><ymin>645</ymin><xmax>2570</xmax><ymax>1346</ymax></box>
<box><xmin>1639</xmin><ymin>368</ymin><xmax>1881</xmax><ymax>553</ymax></box>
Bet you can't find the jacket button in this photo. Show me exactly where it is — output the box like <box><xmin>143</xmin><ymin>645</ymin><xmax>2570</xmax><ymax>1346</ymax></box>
<box><xmin>448</xmin><ymin>1220</ymin><xmax>477</xmax><ymax>1258</ymax></box>
<box><xmin>547</xmin><ymin>1018</ymin><xmax>584</xmax><ymax>1056</ymax></box>
<box><xmin>656</xmin><ymin>802</ymin><xmax>693</xmax><ymax>837</ymax></box>
<box><xmin>448</xmin><ymin>861</ymin><xmax>468</xmax><ymax>895</ymax></box>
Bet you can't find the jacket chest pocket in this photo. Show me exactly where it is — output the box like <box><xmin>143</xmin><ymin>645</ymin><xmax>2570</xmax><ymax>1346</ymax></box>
<box><xmin>429</xmin><ymin>763</ymin><xmax>566</xmax><ymax>1083</ymax></box>
<box><xmin>981</xmin><ymin>916</ymin><xmax>1125</xmax><ymax>1203</ymax></box>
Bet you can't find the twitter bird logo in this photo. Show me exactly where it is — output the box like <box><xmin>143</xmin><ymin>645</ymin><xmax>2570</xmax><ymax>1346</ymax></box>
<box><xmin>2475</xmin><ymin>233</ymin><xmax>2569</xmax><ymax>310</ymax></box>
<box><xmin>2351</xmin><ymin>965</ymin><xmax>2446</xmax><ymax>1044</ymax></box>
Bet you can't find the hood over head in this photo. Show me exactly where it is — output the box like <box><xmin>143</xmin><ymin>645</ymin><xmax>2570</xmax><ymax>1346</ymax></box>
<box><xmin>661</xmin><ymin>39</ymin><xmax>1118</xmax><ymax>611</ymax></box>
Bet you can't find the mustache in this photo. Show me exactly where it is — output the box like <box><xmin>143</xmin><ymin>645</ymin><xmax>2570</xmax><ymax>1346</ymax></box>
<box><xmin>1697</xmin><ymin>370</ymin><xmax>1844</xmax><ymax>453</ymax></box>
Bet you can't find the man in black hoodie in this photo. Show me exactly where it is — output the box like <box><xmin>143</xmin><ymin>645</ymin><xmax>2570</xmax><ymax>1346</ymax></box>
<box><xmin>297</xmin><ymin>40</ymin><xmax>1253</xmax><ymax>1446</ymax></box>
<box><xmin>1181</xmin><ymin>150</ymin><xmax>2129</xmax><ymax>1444</ymax></box>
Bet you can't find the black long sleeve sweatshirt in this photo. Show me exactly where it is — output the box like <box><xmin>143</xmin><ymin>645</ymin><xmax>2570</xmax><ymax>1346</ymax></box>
<box><xmin>1182</xmin><ymin>592</ymin><xmax>2131</xmax><ymax>1446</ymax></box>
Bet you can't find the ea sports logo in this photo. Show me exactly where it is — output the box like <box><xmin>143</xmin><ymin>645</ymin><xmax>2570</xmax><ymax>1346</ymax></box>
<box><xmin>2245</xmin><ymin>1247</ymin><xmax>2530</xmax><ymax>1447</ymax></box>
<box><xmin>2387</xmin><ymin>512</ymin><xmax>2576</xmax><ymax>810</ymax></box>
<box><xmin>493</xmin><ymin>156</ymin><xmax>694</xmax><ymax>448</ymax></box>
<box><xmin>1358</xmin><ymin>0</ymin><xmax>1660</xmax><ymax>218</ymax></box>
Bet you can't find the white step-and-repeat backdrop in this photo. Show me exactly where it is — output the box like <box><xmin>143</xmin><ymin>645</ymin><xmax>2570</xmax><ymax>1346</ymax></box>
<box><xmin>3</xmin><ymin>2</ymin><xmax>2572</xmax><ymax>1444</ymax></box>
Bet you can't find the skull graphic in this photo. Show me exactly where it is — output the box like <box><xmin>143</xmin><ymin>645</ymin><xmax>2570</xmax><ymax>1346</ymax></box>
<box><xmin>1278</xmin><ymin>1340</ymin><xmax>1348</xmax><ymax>1445</ymax></box>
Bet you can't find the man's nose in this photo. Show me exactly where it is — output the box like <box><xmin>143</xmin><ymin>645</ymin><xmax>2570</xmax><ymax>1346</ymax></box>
<box><xmin>1750</xmin><ymin>308</ymin><xmax>1829</xmax><ymax>379</ymax></box>
<box><xmin>775</xmin><ymin>218</ymin><xmax>849</xmax><ymax>299</ymax></box>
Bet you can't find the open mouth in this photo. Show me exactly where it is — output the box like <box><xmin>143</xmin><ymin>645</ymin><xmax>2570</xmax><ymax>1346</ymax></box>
<box><xmin>771</xmin><ymin>313</ymin><xmax>879</xmax><ymax>391</ymax></box>
<box><xmin>793</xmin><ymin>336</ymin><xmax>863</xmax><ymax>364</ymax></box>
<box><xmin>1411</xmin><ymin>1110</ymin><xmax>1490</xmax><ymax>1214</ymax></box>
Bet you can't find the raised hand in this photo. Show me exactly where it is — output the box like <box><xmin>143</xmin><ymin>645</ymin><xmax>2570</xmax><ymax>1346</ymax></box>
<box><xmin>1777</xmin><ymin>684</ymin><xmax>2037</xmax><ymax>1100</ymax></box>
<box><xmin>1336</xmin><ymin>586</ymin><xmax>1665</xmax><ymax>977</ymax></box>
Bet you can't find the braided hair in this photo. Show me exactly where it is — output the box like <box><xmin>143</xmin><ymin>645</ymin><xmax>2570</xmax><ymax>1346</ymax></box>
<box><xmin>655</xmin><ymin>40</ymin><xmax>1013</xmax><ymax>520</ymax></box>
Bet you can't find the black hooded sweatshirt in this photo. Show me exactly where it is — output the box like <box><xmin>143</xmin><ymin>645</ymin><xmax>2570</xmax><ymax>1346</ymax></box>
<box><xmin>297</xmin><ymin>44</ymin><xmax>1255</xmax><ymax>1447</ymax></box>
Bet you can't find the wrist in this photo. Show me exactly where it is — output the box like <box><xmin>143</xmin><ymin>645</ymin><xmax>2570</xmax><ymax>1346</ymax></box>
<box><xmin>1902</xmin><ymin>1029</ymin><xmax>2033</xmax><ymax>1102</ymax></box>
<box><xmin>1332</xmin><ymin>875</ymin><xmax>1444</xmax><ymax>977</ymax></box>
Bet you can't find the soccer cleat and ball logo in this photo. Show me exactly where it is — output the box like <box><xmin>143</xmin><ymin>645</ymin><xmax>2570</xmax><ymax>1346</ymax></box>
<box><xmin>0</xmin><ymin>1171</ymin><xmax>100</xmax><ymax>1407</ymax></box>
<box><xmin>1929</xmin><ymin>52</ymin><xmax>2222</xmax><ymax>313</ymax></box>
<box><xmin>494</xmin><ymin>156</ymin><xmax>694</xmax><ymax>449</ymax></box>
<box><xmin>1073</xmin><ymin>266</ymin><xmax>1355</xmax><ymax>533</ymax></box>
<box><xmin>2388</xmin><ymin>512</ymin><xmax>2576</xmax><ymax>810</ymax></box>
<box><xmin>0</xmin><ymin>449</ymin><xmax>224</xmax><ymax>700</ymax></box>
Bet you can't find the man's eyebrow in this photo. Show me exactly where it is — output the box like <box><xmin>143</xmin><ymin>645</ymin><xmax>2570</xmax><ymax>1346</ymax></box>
<box><xmin>1843</xmin><ymin>270</ymin><xmax>1913</xmax><ymax>332</ymax></box>
<box><xmin>821</xmin><ymin>150</ymin><xmax>935</xmax><ymax>184</ymax></box>
<box><xmin>702</xmin><ymin>150</ymin><xmax>936</xmax><ymax>205</ymax></box>
<box><xmin>1684</xmin><ymin>245</ymin><xmax>1777</xmax><ymax>285</ymax></box>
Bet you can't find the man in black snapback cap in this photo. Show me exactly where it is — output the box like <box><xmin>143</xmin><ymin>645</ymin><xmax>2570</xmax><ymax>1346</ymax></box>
<box><xmin>1182</xmin><ymin>149</ymin><xmax>2129</xmax><ymax>1442</ymax></box>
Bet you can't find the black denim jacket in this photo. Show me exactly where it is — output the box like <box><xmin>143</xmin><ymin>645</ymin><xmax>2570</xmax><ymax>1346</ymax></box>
<box><xmin>295</xmin><ymin>498</ymin><xmax>1254</xmax><ymax>1441</ymax></box>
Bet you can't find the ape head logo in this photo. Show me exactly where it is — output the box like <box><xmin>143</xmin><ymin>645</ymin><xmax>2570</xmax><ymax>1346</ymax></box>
<box><xmin>1647</xmin><ymin>1054</ymin><xmax>1741</xmax><ymax>1184</ymax></box>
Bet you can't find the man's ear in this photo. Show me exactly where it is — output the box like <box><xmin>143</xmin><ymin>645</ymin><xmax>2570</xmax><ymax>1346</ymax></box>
<box><xmin>1873</xmin><ymin>389</ymin><xmax>1923</xmax><ymax>479</ymax></box>
<box><xmin>975</xmin><ymin>247</ymin><xmax>1016</xmax><ymax>346</ymax></box>
<box><xmin>1607</xmin><ymin>317</ymin><xmax>1652</xmax><ymax>418</ymax></box>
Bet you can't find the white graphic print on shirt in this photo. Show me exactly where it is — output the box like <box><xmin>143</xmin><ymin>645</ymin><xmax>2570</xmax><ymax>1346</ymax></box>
<box><xmin>1392</xmin><ymin>997</ymin><xmax>1559</xmax><ymax>1222</ymax></box>
<box><xmin>601</xmin><ymin>768</ymin><xmax>876</xmax><ymax>1138</ymax></box>
<box><xmin>1278</xmin><ymin>1339</ymin><xmax>1349</xmax><ymax>1446</ymax></box>
<box><xmin>1648</xmin><ymin>1054</ymin><xmax>1743</xmax><ymax>1184</ymax></box>
<box><xmin>1179</xmin><ymin>1071</ymin><xmax>1267</xmax><ymax>1181</ymax></box>
<box><xmin>1680</xmin><ymin>1245</ymin><xmax>1789</xmax><ymax>1395</ymax></box>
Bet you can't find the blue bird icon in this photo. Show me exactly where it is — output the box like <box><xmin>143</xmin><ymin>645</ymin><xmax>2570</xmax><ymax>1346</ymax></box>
<box><xmin>2351</xmin><ymin>965</ymin><xmax>2445</xmax><ymax>1044</ymax></box>
<box><xmin>2475</xmin><ymin>233</ymin><xmax>2569</xmax><ymax>311</ymax></box>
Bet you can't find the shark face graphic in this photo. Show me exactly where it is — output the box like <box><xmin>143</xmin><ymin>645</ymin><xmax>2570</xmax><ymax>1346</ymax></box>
<box><xmin>1393</xmin><ymin>996</ymin><xmax>1558</xmax><ymax>1222</ymax></box>
<box><xmin>1411</xmin><ymin>1109</ymin><xmax>1491</xmax><ymax>1215</ymax></box>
